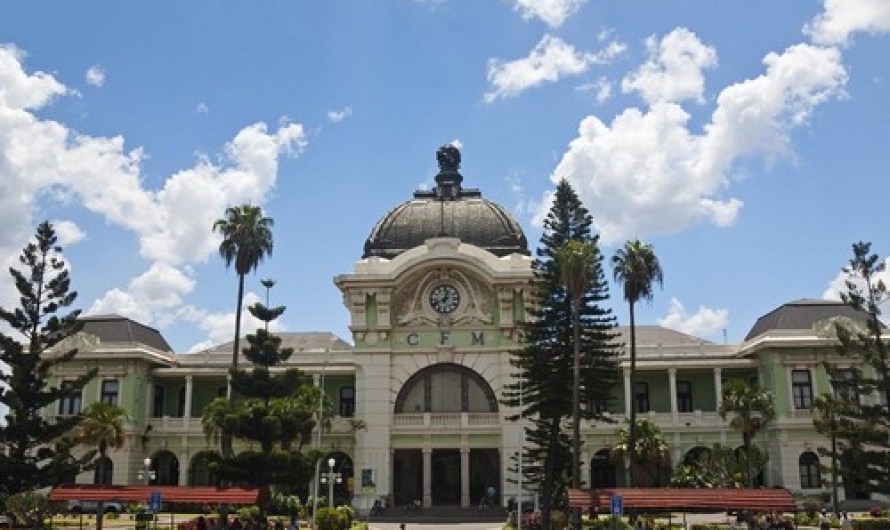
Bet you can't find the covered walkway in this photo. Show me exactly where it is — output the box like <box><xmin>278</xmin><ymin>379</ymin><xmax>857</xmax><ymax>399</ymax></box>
<box><xmin>568</xmin><ymin>488</ymin><xmax>797</xmax><ymax>512</ymax></box>
<box><xmin>50</xmin><ymin>485</ymin><xmax>267</xmax><ymax>505</ymax></box>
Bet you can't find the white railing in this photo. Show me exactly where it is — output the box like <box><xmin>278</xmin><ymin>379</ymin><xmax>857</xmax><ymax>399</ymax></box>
<box><xmin>391</xmin><ymin>412</ymin><xmax>500</xmax><ymax>430</ymax></box>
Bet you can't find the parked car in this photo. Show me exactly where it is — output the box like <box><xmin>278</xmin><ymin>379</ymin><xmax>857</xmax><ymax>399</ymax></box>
<box><xmin>67</xmin><ymin>500</ymin><xmax>123</xmax><ymax>514</ymax></box>
<box><xmin>0</xmin><ymin>514</ymin><xmax>13</xmax><ymax>529</ymax></box>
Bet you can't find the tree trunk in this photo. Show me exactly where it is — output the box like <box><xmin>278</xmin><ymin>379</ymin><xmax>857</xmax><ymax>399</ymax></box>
<box><xmin>745</xmin><ymin>434</ymin><xmax>753</xmax><ymax>488</ymax></box>
<box><xmin>627</xmin><ymin>302</ymin><xmax>637</xmax><ymax>487</ymax></box>
<box><xmin>229</xmin><ymin>272</ymin><xmax>245</xmax><ymax>400</ymax></box>
<box><xmin>572</xmin><ymin>301</ymin><xmax>581</xmax><ymax>530</ymax></box>
<box><xmin>542</xmin><ymin>415</ymin><xmax>561</xmax><ymax>530</ymax></box>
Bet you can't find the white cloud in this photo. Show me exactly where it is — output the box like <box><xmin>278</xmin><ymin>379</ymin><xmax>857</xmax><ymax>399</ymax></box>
<box><xmin>448</xmin><ymin>139</ymin><xmax>463</xmax><ymax>150</ymax></box>
<box><xmin>85</xmin><ymin>65</ymin><xmax>105</xmax><ymax>87</ymax></box>
<box><xmin>805</xmin><ymin>0</ymin><xmax>890</xmax><ymax>45</ymax></box>
<box><xmin>88</xmin><ymin>262</ymin><xmax>196</xmax><ymax>323</ymax></box>
<box><xmin>0</xmin><ymin>47</ymin><xmax>308</xmax><ymax>348</ymax></box>
<box><xmin>576</xmin><ymin>77</ymin><xmax>612</xmax><ymax>103</ymax></box>
<box><xmin>536</xmin><ymin>33</ymin><xmax>847</xmax><ymax>243</ymax></box>
<box><xmin>327</xmin><ymin>106</ymin><xmax>353</xmax><ymax>123</ymax></box>
<box><xmin>822</xmin><ymin>256</ymin><xmax>890</xmax><ymax>305</ymax></box>
<box><xmin>196</xmin><ymin>102</ymin><xmax>209</xmax><ymax>113</ymax></box>
<box><xmin>182</xmin><ymin>291</ymin><xmax>286</xmax><ymax>349</ymax></box>
<box><xmin>52</xmin><ymin>219</ymin><xmax>86</xmax><ymax>246</ymax></box>
<box><xmin>657</xmin><ymin>297</ymin><xmax>729</xmax><ymax>339</ymax></box>
<box><xmin>0</xmin><ymin>44</ymin><xmax>67</xmax><ymax>110</ymax></box>
<box><xmin>512</xmin><ymin>0</ymin><xmax>586</xmax><ymax>28</ymax></box>
<box><xmin>485</xmin><ymin>35</ymin><xmax>624</xmax><ymax>103</ymax></box>
<box><xmin>622</xmin><ymin>28</ymin><xmax>717</xmax><ymax>105</ymax></box>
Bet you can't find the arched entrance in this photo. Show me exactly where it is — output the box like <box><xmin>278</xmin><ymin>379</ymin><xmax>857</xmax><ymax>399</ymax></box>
<box><xmin>188</xmin><ymin>451</ymin><xmax>219</xmax><ymax>486</ymax></box>
<box><xmin>393</xmin><ymin>362</ymin><xmax>500</xmax><ymax>507</ymax></box>
<box><xmin>590</xmin><ymin>449</ymin><xmax>617</xmax><ymax>488</ymax></box>
<box><xmin>325</xmin><ymin>452</ymin><xmax>354</xmax><ymax>506</ymax></box>
<box><xmin>150</xmin><ymin>450</ymin><xmax>180</xmax><ymax>486</ymax></box>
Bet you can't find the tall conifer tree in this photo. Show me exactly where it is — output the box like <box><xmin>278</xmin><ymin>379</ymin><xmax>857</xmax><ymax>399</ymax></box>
<box><xmin>205</xmin><ymin>299</ymin><xmax>319</xmax><ymax>498</ymax></box>
<box><xmin>814</xmin><ymin>242</ymin><xmax>890</xmax><ymax>497</ymax></box>
<box><xmin>502</xmin><ymin>180</ymin><xmax>620</xmax><ymax>530</ymax></box>
<box><xmin>0</xmin><ymin>222</ymin><xmax>96</xmax><ymax>505</ymax></box>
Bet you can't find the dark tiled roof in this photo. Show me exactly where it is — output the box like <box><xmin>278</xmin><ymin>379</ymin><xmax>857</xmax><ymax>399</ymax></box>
<box><xmin>744</xmin><ymin>298</ymin><xmax>869</xmax><ymax>341</ymax></box>
<box><xmin>616</xmin><ymin>325</ymin><xmax>713</xmax><ymax>347</ymax></box>
<box><xmin>197</xmin><ymin>331</ymin><xmax>352</xmax><ymax>356</ymax></box>
<box><xmin>80</xmin><ymin>314</ymin><xmax>173</xmax><ymax>352</ymax></box>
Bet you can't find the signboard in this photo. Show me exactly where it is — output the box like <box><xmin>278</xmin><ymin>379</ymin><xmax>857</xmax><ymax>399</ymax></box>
<box><xmin>611</xmin><ymin>494</ymin><xmax>623</xmax><ymax>516</ymax></box>
<box><xmin>149</xmin><ymin>491</ymin><xmax>162</xmax><ymax>513</ymax></box>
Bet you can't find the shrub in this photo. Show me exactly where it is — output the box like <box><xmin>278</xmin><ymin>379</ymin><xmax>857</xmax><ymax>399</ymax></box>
<box><xmin>6</xmin><ymin>491</ymin><xmax>60</xmax><ymax>529</ymax></box>
<box><xmin>853</xmin><ymin>518</ymin><xmax>890</xmax><ymax>530</ymax></box>
<box><xmin>315</xmin><ymin>506</ymin><xmax>348</xmax><ymax>530</ymax></box>
<box><xmin>801</xmin><ymin>498</ymin><xmax>822</xmax><ymax>517</ymax></box>
<box><xmin>587</xmin><ymin>517</ymin><xmax>632</xmax><ymax>530</ymax></box>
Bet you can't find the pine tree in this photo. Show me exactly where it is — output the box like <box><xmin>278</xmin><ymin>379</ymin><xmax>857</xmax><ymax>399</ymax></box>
<box><xmin>0</xmin><ymin>222</ymin><xmax>96</xmax><ymax>506</ymax></box>
<box><xmin>206</xmin><ymin>300</ymin><xmax>319</xmax><ymax>497</ymax></box>
<box><xmin>814</xmin><ymin>242</ymin><xmax>890</xmax><ymax>497</ymax></box>
<box><xmin>502</xmin><ymin>180</ymin><xmax>620</xmax><ymax>530</ymax></box>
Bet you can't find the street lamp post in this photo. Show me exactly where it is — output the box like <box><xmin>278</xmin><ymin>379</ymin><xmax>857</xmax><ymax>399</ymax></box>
<box><xmin>137</xmin><ymin>457</ymin><xmax>156</xmax><ymax>485</ymax></box>
<box><xmin>320</xmin><ymin>457</ymin><xmax>342</xmax><ymax>508</ymax></box>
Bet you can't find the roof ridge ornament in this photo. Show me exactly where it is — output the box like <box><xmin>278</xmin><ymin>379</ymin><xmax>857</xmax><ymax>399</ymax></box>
<box><xmin>435</xmin><ymin>144</ymin><xmax>463</xmax><ymax>200</ymax></box>
<box><xmin>436</xmin><ymin>144</ymin><xmax>461</xmax><ymax>172</ymax></box>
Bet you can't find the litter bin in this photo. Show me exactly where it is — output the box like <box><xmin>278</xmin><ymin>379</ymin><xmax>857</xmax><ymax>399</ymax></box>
<box><xmin>135</xmin><ymin>510</ymin><xmax>153</xmax><ymax>530</ymax></box>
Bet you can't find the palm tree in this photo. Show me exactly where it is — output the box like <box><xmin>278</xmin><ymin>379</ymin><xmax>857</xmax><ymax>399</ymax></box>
<box><xmin>612</xmin><ymin>239</ymin><xmax>663</xmax><ymax>486</ymax></box>
<box><xmin>76</xmin><ymin>402</ymin><xmax>128</xmax><ymax>530</ymax></box>
<box><xmin>554</xmin><ymin>240</ymin><xmax>594</xmax><ymax>530</ymax></box>
<box><xmin>718</xmin><ymin>378</ymin><xmax>775</xmax><ymax>487</ymax></box>
<box><xmin>202</xmin><ymin>397</ymin><xmax>237</xmax><ymax>459</ymax></box>
<box><xmin>213</xmin><ymin>204</ymin><xmax>274</xmax><ymax>373</ymax></box>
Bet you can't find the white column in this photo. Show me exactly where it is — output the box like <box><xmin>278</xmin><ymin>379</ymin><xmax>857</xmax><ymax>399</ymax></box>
<box><xmin>668</xmin><ymin>368</ymin><xmax>678</xmax><ymax>424</ymax></box>
<box><xmin>422</xmin><ymin>449</ymin><xmax>432</xmax><ymax>508</ymax></box>
<box><xmin>183</xmin><ymin>376</ymin><xmax>193</xmax><ymax>428</ymax></box>
<box><xmin>460</xmin><ymin>448</ymin><xmax>470</xmax><ymax>508</ymax></box>
<box><xmin>623</xmin><ymin>368</ymin><xmax>632</xmax><ymax>418</ymax></box>
<box><xmin>714</xmin><ymin>368</ymin><xmax>723</xmax><ymax>410</ymax></box>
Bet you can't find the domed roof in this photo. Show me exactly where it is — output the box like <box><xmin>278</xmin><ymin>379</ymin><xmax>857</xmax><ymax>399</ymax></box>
<box><xmin>363</xmin><ymin>145</ymin><xmax>530</xmax><ymax>259</ymax></box>
<box><xmin>744</xmin><ymin>298</ymin><xmax>870</xmax><ymax>341</ymax></box>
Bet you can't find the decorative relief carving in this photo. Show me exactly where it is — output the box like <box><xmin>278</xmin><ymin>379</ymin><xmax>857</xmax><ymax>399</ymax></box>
<box><xmin>394</xmin><ymin>268</ymin><xmax>493</xmax><ymax>327</ymax></box>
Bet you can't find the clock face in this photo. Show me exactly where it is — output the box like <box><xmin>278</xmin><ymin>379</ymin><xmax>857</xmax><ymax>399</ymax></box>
<box><xmin>429</xmin><ymin>284</ymin><xmax>460</xmax><ymax>314</ymax></box>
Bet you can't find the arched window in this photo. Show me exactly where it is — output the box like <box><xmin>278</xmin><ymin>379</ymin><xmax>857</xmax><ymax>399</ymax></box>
<box><xmin>188</xmin><ymin>451</ymin><xmax>219</xmax><ymax>486</ymax></box>
<box><xmin>591</xmin><ymin>449</ymin><xmax>617</xmax><ymax>488</ymax></box>
<box><xmin>683</xmin><ymin>446</ymin><xmax>711</xmax><ymax>466</ymax></box>
<box><xmin>799</xmin><ymin>451</ymin><xmax>821</xmax><ymax>489</ymax></box>
<box><xmin>395</xmin><ymin>363</ymin><xmax>497</xmax><ymax>413</ymax></box>
<box><xmin>152</xmin><ymin>450</ymin><xmax>180</xmax><ymax>486</ymax></box>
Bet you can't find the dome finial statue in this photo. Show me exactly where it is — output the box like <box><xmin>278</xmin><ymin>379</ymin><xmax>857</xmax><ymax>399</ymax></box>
<box><xmin>436</xmin><ymin>144</ymin><xmax>461</xmax><ymax>173</ymax></box>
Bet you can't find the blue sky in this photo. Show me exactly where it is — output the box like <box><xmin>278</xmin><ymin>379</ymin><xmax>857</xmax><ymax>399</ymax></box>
<box><xmin>1</xmin><ymin>0</ymin><xmax>888</xmax><ymax>353</ymax></box>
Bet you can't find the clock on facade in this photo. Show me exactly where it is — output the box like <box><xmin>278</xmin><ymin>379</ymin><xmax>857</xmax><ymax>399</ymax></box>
<box><xmin>429</xmin><ymin>283</ymin><xmax>460</xmax><ymax>314</ymax></box>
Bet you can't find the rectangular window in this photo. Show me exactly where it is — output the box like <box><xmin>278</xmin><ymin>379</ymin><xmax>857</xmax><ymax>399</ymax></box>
<box><xmin>799</xmin><ymin>453</ymin><xmax>822</xmax><ymax>489</ymax></box>
<box><xmin>677</xmin><ymin>381</ymin><xmax>693</xmax><ymax>413</ymax></box>
<box><xmin>634</xmin><ymin>382</ymin><xmax>650</xmax><ymax>413</ymax></box>
<box><xmin>340</xmin><ymin>386</ymin><xmax>355</xmax><ymax>418</ymax></box>
<box><xmin>101</xmin><ymin>380</ymin><xmax>119</xmax><ymax>406</ymax></box>
<box><xmin>152</xmin><ymin>385</ymin><xmax>165</xmax><ymax>418</ymax></box>
<box><xmin>218</xmin><ymin>386</ymin><xmax>227</xmax><ymax>398</ymax></box>
<box><xmin>57</xmin><ymin>381</ymin><xmax>82</xmax><ymax>416</ymax></box>
<box><xmin>792</xmin><ymin>369</ymin><xmax>813</xmax><ymax>409</ymax></box>
<box><xmin>835</xmin><ymin>369</ymin><xmax>860</xmax><ymax>405</ymax></box>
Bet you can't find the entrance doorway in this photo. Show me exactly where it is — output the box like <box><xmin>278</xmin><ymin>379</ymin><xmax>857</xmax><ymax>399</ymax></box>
<box><xmin>470</xmin><ymin>449</ymin><xmax>499</xmax><ymax>507</ymax></box>
<box><xmin>393</xmin><ymin>449</ymin><xmax>422</xmax><ymax>508</ymax></box>
<box><xmin>431</xmin><ymin>449</ymin><xmax>461</xmax><ymax>505</ymax></box>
